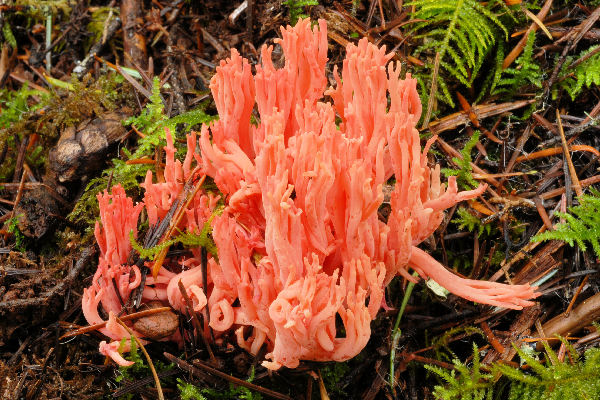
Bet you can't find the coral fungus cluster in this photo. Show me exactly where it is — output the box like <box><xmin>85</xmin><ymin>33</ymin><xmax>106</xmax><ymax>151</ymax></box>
<box><xmin>82</xmin><ymin>19</ymin><xmax>539</xmax><ymax>370</ymax></box>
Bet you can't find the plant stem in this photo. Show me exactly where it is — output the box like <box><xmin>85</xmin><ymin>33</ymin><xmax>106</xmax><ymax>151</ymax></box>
<box><xmin>389</xmin><ymin>272</ymin><xmax>419</xmax><ymax>389</ymax></box>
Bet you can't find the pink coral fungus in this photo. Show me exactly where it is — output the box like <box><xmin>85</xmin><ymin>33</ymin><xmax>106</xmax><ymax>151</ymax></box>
<box><xmin>82</xmin><ymin>18</ymin><xmax>539</xmax><ymax>370</ymax></box>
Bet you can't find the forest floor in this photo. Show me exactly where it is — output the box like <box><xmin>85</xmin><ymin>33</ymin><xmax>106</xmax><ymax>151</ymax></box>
<box><xmin>1</xmin><ymin>0</ymin><xmax>600</xmax><ymax>399</ymax></box>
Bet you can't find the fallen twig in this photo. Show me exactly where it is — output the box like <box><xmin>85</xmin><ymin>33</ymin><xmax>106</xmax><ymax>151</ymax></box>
<box><xmin>59</xmin><ymin>306</ymin><xmax>173</xmax><ymax>340</ymax></box>
<box><xmin>557</xmin><ymin>110</ymin><xmax>583</xmax><ymax>198</ymax></box>
<box><xmin>564</xmin><ymin>275</ymin><xmax>589</xmax><ymax>317</ymax></box>
<box><xmin>540</xmin><ymin>174</ymin><xmax>600</xmax><ymax>200</ymax></box>
<box><xmin>151</xmin><ymin>172</ymin><xmax>205</xmax><ymax>278</ymax></box>
<box><xmin>540</xmin><ymin>290</ymin><xmax>600</xmax><ymax>349</ymax></box>
<box><xmin>545</xmin><ymin>6</ymin><xmax>600</xmax><ymax>97</ymax></box>
<box><xmin>516</xmin><ymin>145</ymin><xmax>600</xmax><ymax>163</ymax></box>
<box><xmin>421</xmin><ymin>51</ymin><xmax>439</xmax><ymax>130</ymax></box>
<box><xmin>112</xmin><ymin>370</ymin><xmax>179</xmax><ymax>398</ymax></box>
<box><xmin>425</xmin><ymin>100</ymin><xmax>535</xmax><ymax>135</ymax></box>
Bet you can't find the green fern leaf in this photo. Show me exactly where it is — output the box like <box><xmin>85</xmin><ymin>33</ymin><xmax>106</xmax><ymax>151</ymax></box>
<box><xmin>559</xmin><ymin>45</ymin><xmax>600</xmax><ymax>100</ymax></box>
<box><xmin>494</xmin><ymin>31</ymin><xmax>542</xmax><ymax>96</ymax></box>
<box><xmin>410</xmin><ymin>0</ymin><xmax>508</xmax><ymax>106</ymax></box>
<box><xmin>441</xmin><ymin>130</ymin><xmax>480</xmax><ymax>190</ymax></box>
<box><xmin>532</xmin><ymin>189</ymin><xmax>600</xmax><ymax>257</ymax></box>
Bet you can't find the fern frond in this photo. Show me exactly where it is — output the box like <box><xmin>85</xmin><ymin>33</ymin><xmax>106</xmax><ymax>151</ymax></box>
<box><xmin>477</xmin><ymin>40</ymin><xmax>505</xmax><ymax>101</ymax></box>
<box><xmin>123</xmin><ymin>77</ymin><xmax>167</xmax><ymax>158</ymax></box>
<box><xmin>532</xmin><ymin>189</ymin><xmax>600</xmax><ymax>257</ymax></box>
<box><xmin>441</xmin><ymin>130</ymin><xmax>480</xmax><ymax>190</ymax></box>
<box><xmin>410</xmin><ymin>0</ymin><xmax>508</xmax><ymax>106</ymax></box>
<box><xmin>559</xmin><ymin>45</ymin><xmax>600</xmax><ymax>100</ymax></box>
<box><xmin>494</xmin><ymin>30</ymin><xmax>542</xmax><ymax>96</ymax></box>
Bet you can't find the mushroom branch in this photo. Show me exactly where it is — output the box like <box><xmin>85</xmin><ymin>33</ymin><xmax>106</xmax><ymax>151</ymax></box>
<box><xmin>81</xmin><ymin>18</ymin><xmax>539</xmax><ymax>370</ymax></box>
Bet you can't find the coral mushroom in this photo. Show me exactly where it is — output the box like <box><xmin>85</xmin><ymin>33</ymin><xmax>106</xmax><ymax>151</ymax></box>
<box><xmin>82</xmin><ymin>18</ymin><xmax>539</xmax><ymax>370</ymax></box>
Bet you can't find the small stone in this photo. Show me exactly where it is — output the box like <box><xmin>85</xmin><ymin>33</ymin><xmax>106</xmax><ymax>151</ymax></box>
<box><xmin>132</xmin><ymin>302</ymin><xmax>179</xmax><ymax>340</ymax></box>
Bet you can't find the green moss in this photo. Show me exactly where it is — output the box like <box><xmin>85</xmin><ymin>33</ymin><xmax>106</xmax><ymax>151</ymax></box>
<box><xmin>14</xmin><ymin>0</ymin><xmax>72</xmax><ymax>18</ymax></box>
<box><xmin>426</xmin><ymin>343</ymin><xmax>494</xmax><ymax>400</ymax></box>
<box><xmin>453</xmin><ymin>207</ymin><xmax>493</xmax><ymax>236</ymax></box>
<box><xmin>178</xmin><ymin>380</ymin><xmax>208</xmax><ymax>400</ymax></box>
<box><xmin>194</xmin><ymin>366</ymin><xmax>263</xmax><ymax>400</ymax></box>
<box><xmin>321</xmin><ymin>362</ymin><xmax>350</xmax><ymax>397</ymax></box>
<box><xmin>87</xmin><ymin>6</ymin><xmax>119</xmax><ymax>47</ymax></box>
<box><xmin>427</xmin><ymin>336</ymin><xmax>600</xmax><ymax>400</ymax></box>
<box><xmin>284</xmin><ymin>0</ymin><xmax>319</xmax><ymax>25</ymax></box>
<box><xmin>6</xmin><ymin>215</ymin><xmax>27</xmax><ymax>252</ymax></box>
<box><xmin>0</xmin><ymin>81</ymin><xmax>52</xmax><ymax>178</ymax></box>
<box><xmin>37</xmin><ymin>73</ymin><xmax>132</xmax><ymax>139</ymax></box>
<box><xmin>0</xmin><ymin>82</ymin><xmax>47</xmax><ymax>128</ymax></box>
